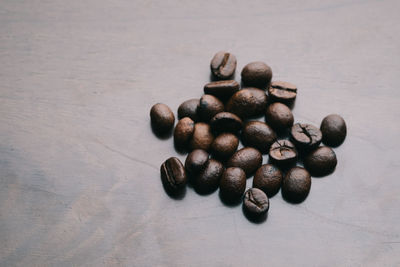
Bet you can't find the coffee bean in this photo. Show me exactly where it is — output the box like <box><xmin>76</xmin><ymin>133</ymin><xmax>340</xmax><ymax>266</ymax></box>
<box><xmin>185</xmin><ymin>149</ymin><xmax>209</xmax><ymax>176</ymax></box>
<box><xmin>253</xmin><ymin>164</ymin><xmax>283</xmax><ymax>197</ymax></box>
<box><xmin>320</xmin><ymin>114</ymin><xmax>347</xmax><ymax>147</ymax></box>
<box><xmin>204</xmin><ymin>80</ymin><xmax>239</xmax><ymax>100</ymax></box>
<box><xmin>265</xmin><ymin>102</ymin><xmax>294</xmax><ymax>131</ymax></box>
<box><xmin>174</xmin><ymin>117</ymin><xmax>195</xmax><ymax>149</ymax></box>
<box><xmin>268</xmin><ymin>81</ymin><xmax>297</xmax><ymax>104</ymax></box>
<box><xmin>177</xmin><ymin>99</ymin><xmax>199</xmax><ymax>121</ymax></box>
<box><xmin>210</xmin><ymin>112</ymin><xmax>243</xmax><ymax>134</ymax></box>
<box><xmin>220</xmin><ymin>167</ymin><xmax>246</xmax><ymax>202</ymax></box>
<box><xmin>282</xmin><ymin>167</ymin><xmax>311</xmax><ymax>203</ymax></box>
<box><xmin>150</xmin><ymin>103</ymin><xmax>175</xmax><ymax>134</ymax></box>
<box><xmin>243</xmin><ymin>188</ymin><xmax>269</xmax><ymax>217</ymax></box>
<box><xmin>269</xmin><ymin>140</ymin><xmax>298</xmax><ymax>169</ymax></box>
<box><xmin>160</xmin><ymin>157</ymin><xmax>187</xmax><ymax>194</ymax></box>
<box><xmin>210</xmin><ymin>51</ymin><xmax>237</xmax><ymax>80</ymax></box>
<box><xmin>211</xmin><ymin>133</ymin><xmax>239</xmax><ymax>160</ymax></box>
<box><xmin>198</xmin><ymin>94</ymin><xmax>224</xmax><ymax>122</ymax></box>
<box><xmin>226</xmin><ymin>88</ymin><xmax>268</xmax><ymax>119</ymax></box>
<box><xmin>304</xmin><ymin>146</ymin><xmax>337</xmax><ymax>177</ymax></box>
<box><xmin>290</xmin><ymin>123</ymin><xmax>322</xmax><ymax>151</ymax></box>
<box><xmin>241</xmin><ymin>62</ymin><xmax>273</xmax><ymax>89</ymax></box>
<box><xmin>194</xmin><ymin>159</ymin><xmax>224</xmax><ymax>194</ymax></box>
<box><xmin>241</xmin><ymin>121</ymin><xmax>276</xmax><ymax>153</ymax></box>
<box><xmin>190</xmin><ymin>123</ymin><xmax>214</xmax><ymax>151</ymax></box>
<box><xmin>227</xmin><ymin>147</ymin><xmax>262</xmax><ymax>177</ymax></box>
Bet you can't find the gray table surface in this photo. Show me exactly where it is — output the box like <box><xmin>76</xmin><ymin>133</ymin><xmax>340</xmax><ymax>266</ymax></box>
<box><xmin>1</xmin><ymin>1</ymin><xmax>400</xmax><ymax>266</ymax></box>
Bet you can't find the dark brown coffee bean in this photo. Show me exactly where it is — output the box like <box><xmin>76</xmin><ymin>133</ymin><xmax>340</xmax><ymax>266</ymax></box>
<box><xmin>241</xmin><ymin>62</ymin><xmax>273</xmax><ymax>89</ymax></box>
<box><xmin>226</xmin><ymin>88</ymin><xmax>268</xmax><ymax>119</ymax></box>
<box><xmin>190</xmin><ymin>123</ymin><xmax>214</xmax><ymax>151</ymax></box>
<box><xmin>290</xmin><ymin>123</ymin><xmax>322</xmax><ymax>151</ymax></box>
<box><xmin>320</xmin><ymin>114</ymin><xmax>347</xmax><ymax>147</ymax></box>
<box><xmin>220</xmin><ymin>167</ymin><xmax>246</xmax><ymax>202</ymax></box>
<box><xmin>198</xmin><ymin>94</ymin><xmax>224</xmax><ymax>122</ymax></box>
<box><xmin>160</xmin><ymin>157</ymin><xmax>187</xmax><ymax>194</ymax></box>
<box><xmin>211</xmin><ymin>133</ymin><xmax>239</xmax><ymax>160</ymax></box>
<box><xmin>268</xmin><ymin>81</ymin><xmax>297</xmax><ymax>104</ymax></box>
<box><xmin>185</xmin><ymin>149</ymin><xmax>209</xmax><ymax>176</ymax></box>
<box><xmin>265</xmin><ymin>102</ymin><xmax>294</xmax><ymax>131</ymax></box>
<box><xmin>210</xmin><ymin>51</ymin><xmax>237</xmax><ymax>80</ymax></box>
<box><xmin>150</xmin><ymin>103</ymin><xmax>175</xmax><ymax>134</ymax></box>
<box><xmin>227</xmin><ymin>147</ymin><xmax>262</xmax><ymax>177</ymax></box>
<box><xmin>304</xmin><ymin>146</ymin><xmax>337</xmax><ymax>177</ymax></box>
<box><xmin>282</xmin><ymin>167</ymin><xmax>311</xmax><ymax>203</ymax></box>
<box><xmin>210</xmin><ymin>112</ymin><xmax>243</xmax><ymax>134</ymax></box>
<box><xmin>194</xmin><ymin>159</ymin><xmax>224</xmax><ymax>194</ymax></box>
<box><xmin>174</xmin><ymin>117</ymin><xmax>195</xmax><ymax>149</ymax></box>
<box><xmin>269</xmin><ymin>140</ymin><xmax>298</xmax><ymax>169</ymax></box>
<box><xmin>241</xmin><ymin>121</ymin><xmax>276</xmax><ymax>153</ymax></box>
<box><xmin>243</xmin><ymin>188</ymin><xmax>269</xmax><ymax>217</ymax></box>
<box><xmin>253</xmin><ymin>164</ymin><xmax>283</xmax><ymax>197</ymax></box>
<box><xmin>177</xmin><ymin>99</ymin><xmax>199</xmax><ymax>121</ymax></box>
<box><xmin>204</xmin><ymin>80</ymin><xmax>239</xmax><ymax>100</ymax></box>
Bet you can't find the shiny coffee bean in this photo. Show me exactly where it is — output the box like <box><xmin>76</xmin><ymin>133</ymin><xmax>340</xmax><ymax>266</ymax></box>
<box><xmin>211</xmin><ymin>133</ymin><xmax>239</xmax><ymax>160</ymax></box>
<box><xmin>198</xmin><ymin>94</ymin><xmax>224</xmax><ymax>122</ymax></box>
<box><xmin>227</xmin><ymin>147</ymin><xmax>262</xmax><ymax>177</ymax></box>
<box><xmin>241</xmin><ymin>121</ymin><xmax>276</xmax><ymax>153</ymax></box>
<box><xmin>282</xmin><ymin>167</ymin><xmax>311</xmax><ymax>203</ymax></box>
<box><xmin>269</xmin><ymin>140</ymin><xmax>298</xmax><ymax>169</ymax></box>
<box><xmin>268</xmin><ymin>81</ymin><xmax>297</xmax><ymax>104</ymax></box>
<box><xmin>220</xmin><ymin>167</ymin><xmax>246</xmax><ymax>202</ymax></box>
<box><xmin>150</xmin><ymin>103</ymin><xmax>175</xmax><ymax>134</ymax></box>
<box><xmin>210</xmin><ymin>51</ymin><xmax>237</xmax><ymax>80</ymax></box>
<box><xmin>210</xmin><ymin>112</ymin><xmax>243</xmax><ymax>134</ymax></box>
<box><xmin>204</xmin><ymin>80</ymin><xmax>239</xmax><ymax>100</ymax></box>
<box><xmin>243</xmin><ymin>188</ymin><xmax>269</xmax><ymax>217</ymax></box>
<box><xmin>304</xmin><ymin>146</ymin><xmax>337</xmax><ymax>177</ymax></box>
<box><xmin>160</xmin><ymin>157</ymin><xmax>187</xmax><ymax>194</ymax></box>
<box><xmin>174</xmin><ymin>117</ymin><xmax>195</xmax><ymax>149</ymax></box>
<box><xmin>241</xmin><ymin>61</ymin><xmax>273</xmax><ymax>89</ymax></box>
<box><xmin>226</xmin><ymin>88</ymin><xmax>268</xmax><ymax>119</ymax></box>
<box><xmin>290</xmin><ymin>123</ymin><xmax>322</xmax><ymax>151</ymax></box>
<box><xmin>190</xmin><ymin>123</ymin><xmax>214</xmax><ymax>151</ymax></box>
<box><xmin>194</xmin><ymin>159</ymin><xmax>224</xmax><ymax>194</ymax></box>
<box><xmin>177</xmin><ymin>99</ymin><xmax>199</xmax><ymax>121</ymax></box>
<box><xmin>320</xmin><ymin>114</ymin><xmax>347</xmax><ymax>147</ymax></box>
<box><xmin>265</xmin><ymin>102</ymin><xmax>294</xmax><ymax>131</ymax></box>
<box><xmin>253</xmin><ymin>164</ymin><xmax>283</xmax><ymax>197</ymax></box>
<box><xmin>185</xmin><ymin>149</ymin><xmax>209</xmax><ymax>176</ymax></box>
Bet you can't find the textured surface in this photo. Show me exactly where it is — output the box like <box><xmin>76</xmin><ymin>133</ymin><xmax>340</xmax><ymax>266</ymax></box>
<box><xmin>1</xmin><ymin>0</ymin><xmax>400</xmax><ymax>266</ymax></box>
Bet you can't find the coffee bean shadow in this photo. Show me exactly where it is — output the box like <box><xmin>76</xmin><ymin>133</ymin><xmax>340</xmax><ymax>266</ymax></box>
<box><xmin>218</xmin><ymin>190</ymin><xmax>242</xmax><ymax>207</ymax></box>
<box><xmin>162</xmin><ymin>182</ymin><xmax>187</xmax><ymax>200</ymax></box>
<box><xmin>209</xmin><ymin>73</ymin><xmax>236</xmax><ymax>82</ymax></box>
<box><xmin>151</xmin><ymin>121</ymin><xmax>173</xmax><ymax>140</ymax></box>
<box><xmin>242</xmin><ymin>204</ymin><xmax>268</xmax><ymax>224</ymax></box>
<box><xmin>309</xmin><ymin>167</ymin><xmax>336</xmax><ymax>178</ymax></box>
<box><xmin>193</xmin><ymin>185</ymin><xmax>219</xmax><ymax>196</ymax></box>
<box><xmin>281</xmin><ymin>189</ymin><xmax>310</xmax><ymax>205</ymax></box>
<box><xmin>322</xmin><ymin>140</ymin><xmax>345</xmax><ymax>148</ymax></box>
<box><xmin>173</xmin><ymin>140</ymin><xmax>189</xmax><ymax>155</ymax></box>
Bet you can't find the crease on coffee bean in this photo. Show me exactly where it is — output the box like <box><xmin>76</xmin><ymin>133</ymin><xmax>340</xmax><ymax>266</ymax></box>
<box><xmin>216</xmin><ymin>53</ymin><xmax>230</xmax><ymax>75</ymax></box>
<box><xmin>271</xmin><ymin>85</ymin><xmax>297</xmax><ymax>93</ymax></box>
<box><xmin>299</xmin><ymin>124</ymin><xmax>316</xmax><ymax>143</ymax></box>
<box><xmin>248</xmin><ymin>190</ymin><xmax>267</xmax><ymax>210</ymax></box>
<box><xmin>164</xmin><ymin>160</ymin><xmax>179</xmax><ymax>188</ymax></box>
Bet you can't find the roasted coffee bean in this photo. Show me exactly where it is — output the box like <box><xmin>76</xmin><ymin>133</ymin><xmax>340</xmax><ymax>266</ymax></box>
<box><xmin>150</xmin><ymin>103</ymin><xmax>175</xmax><ymax>134</ymax></box>
<box><xmin>211</xmin><ymin>133</ymin><xmax>239</xmax><ymax>160</ymax></box>
<box><xmin>160</xmin><ymin>157</ymin><xmax>187</xmax><ymax>194</ymax></box>
<box><xmin>210</xmin><ymin>51</ymin><xmax>237</xmax><ymax>80</ymax></box>
<box><xmin>190</xmin><ymin>123</ymin><xmax>214</xmax><ymax>151</ymax></box>
<box><xmin>210</xmin><ymin>112</ymin><xmax>243</xmax><ymax>134</ymax></box>
<box><xmin>220</xmin><ymin>167</ymin><xmax>246</xmax><ymax>202</ymax></box>
<box><xmin>241</xmin><ymin>62</ymin><xmax>273</xmax><ymax>89</ymax></box>
<box><xmin>290</xmin><ymin>123</ymin><xmax>322</xmax><ymax>151</ymax></box>
<box><xmin>204</xmin><ymin>80</ymin><xmax>239</xmax><ymax>100</ymax></box>
<box><xmin>243</xmin><ymin>188</ymin><xmax>269</xmax><ymax>217</ymax></box>
<box><xmin>227</xmin><ymin>147</ymin><xmax>262</xmax><ymax>176</ymax></box>
<box><xmin>194</xmin><ymin>159</ymin><xmax>224</xmax><ymax>194</ymax></box>
<box><xmin>241</xmin><ymin>121</ymin><xmax>276</xmax><ymax>153</ymax></box>
<box><xmin>265</xmin><ymin>102</ymin><xmax>294</xmax><ymax>131</ymax></box>
<box><xmin>198</xmin><ymin>94</ymin><xmax>224</xmax><ymax>122</ymax></box>
<box><xmin>185</xmin><ymin>149</ymin><xmax>209</xmax><ymax>176</ymax></box>
<box><xmin>269</xmin><ymin>140</ymin><xmax>298</xmax><ymax>169</ymax></box>
<box><xmin>177</xmin><ymin>99</ymin><xmax>199</xmax><ymax>121</ymax></box>
<box><xmin>268</xmin><ymin>81</ymin><xmax>297</xmax><ymax>104</ymax></box>
<box><xmin>282</xmin><ymin>167</ymin><xmax>311</xmax><ymax>203</ymax></box>
<box><xmin>226</xmin><ymin>88</ymin><xmax>268</xmax><ymax>119</ymax></box>
<box><xmin>253</xmin><ymin>164</ymin><xmax>283</xmax><ymax>197</ymax></box>
<box><xmin>304</xmin><ymin>146</ymin><xmax>337</xmax><ymax>177</ymax></box>
<box><xmin>174</xmin><ymin>117</ymin><xmax>195</xmax><ymax>149</ymax></box>
<box><xmin>320</xmin><ymin>114</ymin><xmax>347</xmax><ymax>147</ymax></box>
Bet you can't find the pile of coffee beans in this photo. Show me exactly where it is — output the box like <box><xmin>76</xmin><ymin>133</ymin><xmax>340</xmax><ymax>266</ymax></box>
<box><xmin>151</xmin><ymin>51</ymin><xmax>346</xmax><ymax>222</ymax></box>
